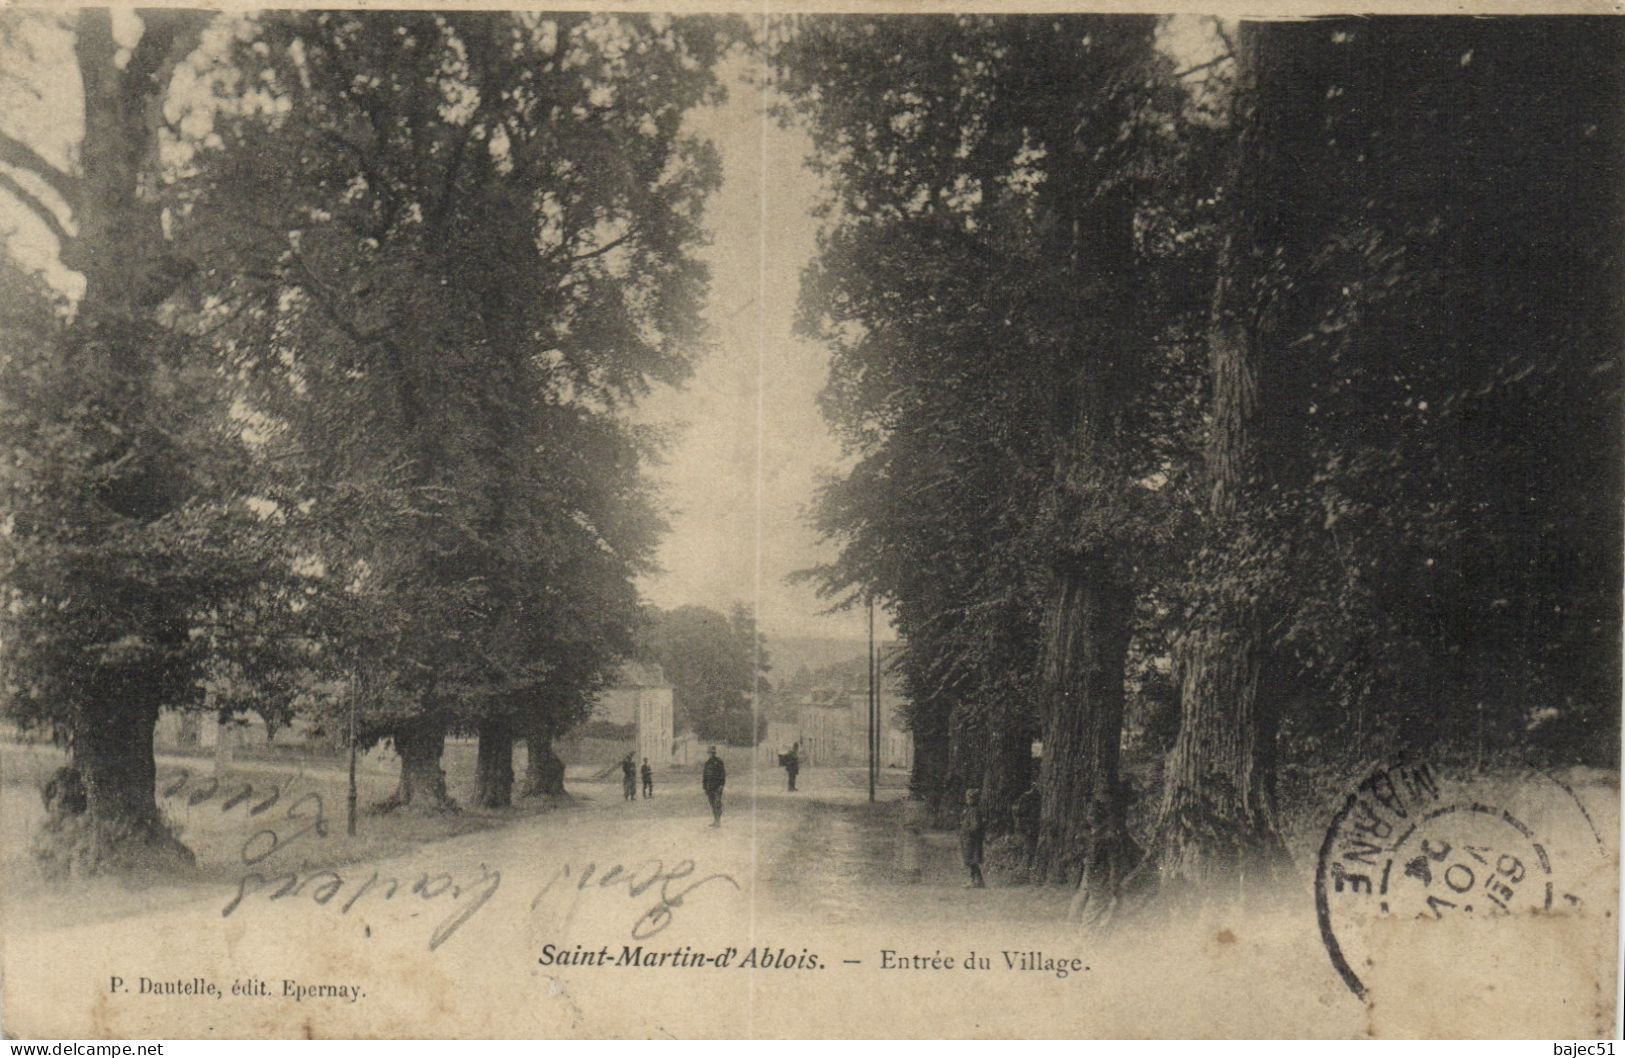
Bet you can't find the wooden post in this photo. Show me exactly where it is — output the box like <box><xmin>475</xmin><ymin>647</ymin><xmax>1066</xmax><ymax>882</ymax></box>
<box><xmin>347</xmin><ymin>678</ymin><xmax>358</xmax><ymax>837</ymax></box>
<box><xmin>868</xmin><ymin>597</ymin><xmax>876</xmax><ymax>803</ymax></box>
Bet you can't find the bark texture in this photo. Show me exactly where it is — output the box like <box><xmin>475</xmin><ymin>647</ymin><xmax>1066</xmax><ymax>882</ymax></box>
<box><xmin>475</xmin><ymin>717</ymin><xmax>515</xmax><ymax>808</ymax></box>
<box><xmin>522</xmin><ymin>714</ymin><xmax>568</xmax><ymax>799</ymax></box>
<box><xmin>907</xmin><ymin>702</ymin><xmax>952</xmax><ymax>824</ymax></box>
<box><xmin>1031</xmin><ymin>22</ymin><xmax>1153</xmax><ymax>903</ymax></box>
<box><xmin>35</xmin><ymin>703</ymin><xmax>194</xmax><ymax>876</ymax></box>
<box><xmin>1147</xmin><ymin>609</ymin><xmax>1287</xmax><ymax>895</ymax></box>
<box><xmin>380</xmin><ymin>718</ymin><xmax>456</xmax><ymax>812</ymax></box>
<box><xmin>1037</xmin><ymin>557</ymin><xmax>1137</xmax><ymax>897</ymax></box>
<box><xmin>1139</xmin><ymin>23</ymin><xmax>1295</xmax><ymax>899</ymax></box>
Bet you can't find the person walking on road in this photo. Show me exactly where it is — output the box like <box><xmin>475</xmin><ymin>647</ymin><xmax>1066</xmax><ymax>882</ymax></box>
<box><xmin>621</xmin><ymin>754</ymin><xmax>637</xmax><ymax>801</ymax></box>
<box><xmin>641</xmin><ymin>758</ymin><xmax>654</xmax><ymax>799</ymax></box>
<box><xmin>702</xmin><ymin>745</ymin><xmax>726</xmax><ymax>827</ymax></box>
<box><xmin>783</xmin><ymin>743</ymin><xmax>800</xmax><ymax>792</ymax></box>
<box><xmin>960</xmin><ymin>787</ymin><xmax>986</xmax><ymax>888</ymax></box>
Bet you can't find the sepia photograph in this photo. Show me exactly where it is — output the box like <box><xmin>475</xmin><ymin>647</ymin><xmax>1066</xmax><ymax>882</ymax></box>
<box><xmin>0</xmin><ymin>5</ymin><xmax>1619</xmax><ymax>1040</ymax></box>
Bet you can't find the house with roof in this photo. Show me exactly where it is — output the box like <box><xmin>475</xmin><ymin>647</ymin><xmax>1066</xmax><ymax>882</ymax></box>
<box><xmin>587</xmin><ymin>660</ymin><xmax>676</xmax><ymax>768</ymax></box>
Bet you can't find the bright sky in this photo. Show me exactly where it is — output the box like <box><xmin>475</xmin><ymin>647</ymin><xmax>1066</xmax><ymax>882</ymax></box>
<box><xmin>632</xmin><ymin>51</ymin><xmax>867</xmax><ymax>642</ymax></box>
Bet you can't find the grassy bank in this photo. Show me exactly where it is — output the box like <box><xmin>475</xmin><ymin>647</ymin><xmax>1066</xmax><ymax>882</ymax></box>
<box><xmin>0</xmin><ymin>741</ymin><xmax>570</xmax><ymax>932</ymax></box>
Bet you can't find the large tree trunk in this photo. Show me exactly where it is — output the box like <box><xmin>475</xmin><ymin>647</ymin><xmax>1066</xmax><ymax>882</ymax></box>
<box><xmin>27</xmin><ymin>12</ymin><xmax>210</xmax><ymax>876</ymax></box>
<box><xmin>1037</xmin><ymin>558</ymin><xmax>1137</xmax><ymax>902</ymax></box>
<box><xmin>380</xmin><ymin>718</ymin><xmax>456</xmax><ymax>812</ymax></box>
<box><xmin>1139</xmin><ymin>23</ymin><xmax>1293</xmax><ymax>900</ymax></box>
<box><xmin>474</xmin><ymin>717</ymin><xmax>515</xmax><ymax>808</ymax></box>
<box><xmin>1145</xmin><ymin>604</ymin><xmax>1287</xmax><ymax>897</ymax></box>
<box><xmin>521</xmin><ymin>713</ymin><xmax>568</xmax><ymax>799</ymax></box>
<box><xmin>1144</xmin><ymin>313</ymin><xmax>1295</xmax><ymax>890</ymax></box>
<box><xmin>908</xmin><ymin>703</ymin><xmax>951</xmax><ymax>819</ymax></box>
<box><xmin>70</xmin><ymin>12</ymin><xmax>205</xmax><ymax>309</ymax></box>
<box><xmin>34</xmin><ymin>702</ymin><xmax>194</xmax><ymax>877</ymax></box>
<box><xmin>979</xmin><ymin>694</ymin><xmax>1033</xmax><ymax>840</ymax></box>
<box><xmin>1031</xmin><ymin>30</ymin><xmax>1149</xmax><ymax>902</ymax></box>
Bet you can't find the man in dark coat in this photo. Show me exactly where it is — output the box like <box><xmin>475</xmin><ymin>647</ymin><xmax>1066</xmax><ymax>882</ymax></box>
<box><xmin>701</xmin><ymin>745</ymin><xmax>726</xmax><ymax>827</ymax></box>
<box><xmin>783</xmin><ymin>744</ymin><xmax>800</xmax><ymax>792</ymax></box>
<box><xmin>960</xmin><ymin>788</ymin><xmax>986</xmax><ymax>888</ymax></box>
<box><xmin>641</xmin><ymin>757</ymin><xmax>654</xmax><ymax>799</ymax></box>
<box><xmin>621</xmin><ymin>754</ymin><xmax>637</xmax><ymax>801</ymax></box>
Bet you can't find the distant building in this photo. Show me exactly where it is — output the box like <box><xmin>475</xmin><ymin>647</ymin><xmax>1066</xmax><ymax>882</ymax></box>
<box><xmin>786</xmin><ymin>672</ymin><xmax>911</xmax><ymax>769</ymax></box>
<box><xmin>671</xmin><ymin>731</ymin><xmax>702</xmax><ymax>767</ymax></box>
<box><xmin>789</xmin><ymin>703</ymin><xmax>911</xmax><ymax>769</ymax></box>
<box><xmin>797</xmin><ymin>705</ymin><xmax>850</xmax><ymax>766</ymax></box>
<box><xmin>590</xmin><ymin>661</ymin><xmax>675</xmax><ymax>768</ymax></box>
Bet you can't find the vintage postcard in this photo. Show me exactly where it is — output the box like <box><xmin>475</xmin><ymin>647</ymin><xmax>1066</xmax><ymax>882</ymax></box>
<box><xmin>0</xmin><ymin>3</ymin><xmax>1619</xmax><ymax>1040</ymax></box>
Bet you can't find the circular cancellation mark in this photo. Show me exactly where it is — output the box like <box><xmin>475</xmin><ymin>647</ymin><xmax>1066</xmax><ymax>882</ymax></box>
<box><xmin>1315</xmin><ymin>761</ymin><xmax>1600</xmax><ymax>1002</ymax></box>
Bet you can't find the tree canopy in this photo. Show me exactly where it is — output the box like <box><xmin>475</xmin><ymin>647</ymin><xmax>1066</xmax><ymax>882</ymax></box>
<box><xmin>774</xmin><ymin>14</ymin><xmax>1624</xmax><ymax>907</ymax></box>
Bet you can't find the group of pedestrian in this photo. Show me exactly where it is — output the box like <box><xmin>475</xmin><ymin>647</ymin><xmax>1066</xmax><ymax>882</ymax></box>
<box><xmin>616</xmin><ymin>740</ymin><xmax>1042</xmax><ymax>885</ymax></box>
<box><xmin>620</xmin><ymin>753</ymin><xmax>654</xmax><ymax>800</ymax></box>
<box><xmin>617</xmin><ymin>741</ymin><xmax>1033</xmax><ymax>874</ymax></box>
<box><xmin>616</xmin><ymin>746</ymin><xmax>729</xmax><ymax>828</ymax></box>
<box><xmin>623</xmin><ymin>743</ymin><xmax>1035</xmax><ymax>880</ymax></box>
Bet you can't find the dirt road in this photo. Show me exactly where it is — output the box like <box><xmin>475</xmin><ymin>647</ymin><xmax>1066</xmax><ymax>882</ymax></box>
<box><xmin>2</xmin><ymin>763</ymin><xmax>1615</xmax><ymax>1037</ymax></box>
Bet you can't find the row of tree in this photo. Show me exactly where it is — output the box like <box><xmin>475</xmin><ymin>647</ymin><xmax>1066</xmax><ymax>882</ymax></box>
<box><xmin>0</xmin><ymin>11</ymin><xmax>742</xmax><ymax>874</ymax></box>
<box><xmin>773</xmin><ymin>16</ymin><xmax>1624</xmax><ymax>917</ymax></box>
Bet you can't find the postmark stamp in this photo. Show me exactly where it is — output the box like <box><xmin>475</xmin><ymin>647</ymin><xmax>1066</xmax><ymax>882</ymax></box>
<box><xmin>1315</xmin><ymin>762</ymin><xmax>1603</xmax><ymax>1002</ymax></box>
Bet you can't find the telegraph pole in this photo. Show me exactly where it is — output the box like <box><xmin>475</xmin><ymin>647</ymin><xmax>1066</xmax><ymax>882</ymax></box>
<box><xmin>872</xmin><ymin>612</ymin><xmax>881</xmax><ymax>795</ymax></box>
<box><xmin>867</xmin><ymin>597</ymin><xmax>876</xmax><ymax>803</ymax></box>
<box><xmin>347</xmin><ymin>675</ymin><xmax>358</xmax><ymax>837</ymax></box>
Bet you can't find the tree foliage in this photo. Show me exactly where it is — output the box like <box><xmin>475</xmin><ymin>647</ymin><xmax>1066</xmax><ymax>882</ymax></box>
<box><xmin>775</xmin><ymin>14</ymin><xmax>1624</xmax><ymax>905</ymax></box>
<box><xmin>0</xmin><ymin>11</ymin><xmax>318</xmax><ymax>873</ymax></box>
<box><xmin>643</xmin><ymin>603</ymin><xmax>769</xmax><ymax>745</ymax></box>
<box><xmin>173</xmin><ymin>11</ymin><xmax>739</xmax><ymax>807</ymax></box>
<box><xmin>772</xmin><ymin>17</ymin><xmax>1219</xmax><ymax>875</ymax></box>
<box><xmin>0</xmin><ymin>9</ymin><xmax>742</xmax><ymax>863</ymax></box>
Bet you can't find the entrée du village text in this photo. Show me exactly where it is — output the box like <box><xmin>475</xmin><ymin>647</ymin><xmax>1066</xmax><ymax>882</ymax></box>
<box><xmin>536</xmin><ymin>945</ymin><xmax>1090</xmax><ymax>979</ymax></box>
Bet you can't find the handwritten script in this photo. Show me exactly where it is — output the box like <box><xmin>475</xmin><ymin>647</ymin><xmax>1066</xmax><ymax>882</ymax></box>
<box><xmin>157</xmin><ymin>770</ymin><xmax>740</xmax><ymax>950</ymax></box>
<box><xmin>530</xmin><ymin>859</ymin><xmax>741</xmax><ymax>940</ymax></box>
<box><xmin>218</xmin><ymin>857</ymin><xmax>737</xmax><ymax>951</ymax></box>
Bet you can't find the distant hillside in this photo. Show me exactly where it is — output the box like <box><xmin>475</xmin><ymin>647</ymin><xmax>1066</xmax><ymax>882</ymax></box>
<box><xmin>762</xmin><ymin>635</ymin><xmax>868</xmax><ymax>679</ymax></box>
<box><xmin>762</xmin><ymin>637</ymin><xmax>903</xmax><ymax>684</ymax></box>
